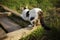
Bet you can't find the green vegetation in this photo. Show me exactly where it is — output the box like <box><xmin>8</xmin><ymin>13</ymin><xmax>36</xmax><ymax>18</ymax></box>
<box><xmin>0</xmin><ymin>0</ymin><xmax>54</xmax><ymax>12</ymax></box>
<box><xmin>0</xmin><ymin>0</ymin><xmax>60</xmax><ymax>40</ymax></box>
<box><xmin>20</xmin><ymin>26</ymin><xmax>45</xmax><ymax>40</ymax></box>
<box><xmin>20</xmin><ymin>26</ymin><xmax>60</xmax><ymax>40</ymax></box>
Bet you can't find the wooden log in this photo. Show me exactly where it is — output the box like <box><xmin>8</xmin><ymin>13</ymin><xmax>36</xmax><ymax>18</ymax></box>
<box><xmin>0</xmin><ymin>4</ymin><xmax>20</xmax><ymax>16</ymax></box>
<box><xmin>0</xmin><ymin>12</ymin><xmax>12</xmax><ymax>18</ymax></box>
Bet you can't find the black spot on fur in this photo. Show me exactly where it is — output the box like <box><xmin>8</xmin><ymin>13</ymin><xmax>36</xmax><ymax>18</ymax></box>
<box><xmin>23</xmin><ymin>7</ymin><xmax>26</xmax><ymax>10</ymax></box>
<box><xmin>30</xmin><ymin>17</ymin><xmax>35</xmax><ymax>21</ymax></box>
<box><xmin>26</xmin><ymin>11</ymin><xmax>29</xmax><ymax>17</ymax></box>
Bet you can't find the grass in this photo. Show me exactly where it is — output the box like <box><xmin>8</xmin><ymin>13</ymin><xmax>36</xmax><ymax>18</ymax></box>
<box><xmin>19</xmin><ymin>26</ymin><xmax>60</xmax><ymax>40</ymax></box>
<box><xmin>20</xmin><ymin>26</ymin><xmax>45</xmax><ymax>40</ymax></box>
<box><xmin>0</xmin><ymin>0</ymin><xmax>53</xmax><ymax>13</ymax></box>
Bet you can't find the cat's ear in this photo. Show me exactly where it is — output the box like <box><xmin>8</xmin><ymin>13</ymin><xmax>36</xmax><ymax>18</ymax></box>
<box><xmin>20</xmin><ymin>6</ymin><xmax>28</xmax><ymax>11</ymax></box>
<box><xmin>20</xmin><ymin>7</ymin><xmax>24</xmax><ymax>11</ymax></box>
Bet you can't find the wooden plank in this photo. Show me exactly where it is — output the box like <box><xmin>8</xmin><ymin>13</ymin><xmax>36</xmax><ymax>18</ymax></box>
<box><xmin>3</xmin><ymin>26</ymin><xmax>39</xmax><ymax>40</ymax></box>
<box><xmin>0</xmin><ymin>17</ymin><xmax>21</xmax><ymax>32</ymax></box>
